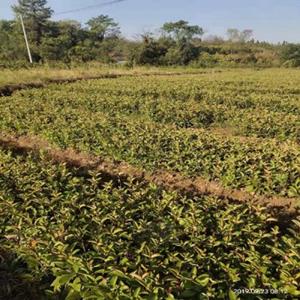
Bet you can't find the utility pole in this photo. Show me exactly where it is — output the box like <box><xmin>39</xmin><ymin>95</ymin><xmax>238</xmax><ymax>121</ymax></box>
<box><xmin>20</xmin><ymin>14</ymin><xmax>33</xmax><ymax>63</ymax></box>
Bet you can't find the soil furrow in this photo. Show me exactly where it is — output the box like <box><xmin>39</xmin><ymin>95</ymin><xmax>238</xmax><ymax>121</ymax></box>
<box><xmin>0</xmin><ymin>71</ymin><xmax>211</xmax><ymax>97</ymax></box>
<box><xmin>0</xmin><ymin>134</ymin><xmax>299</xmax><ymax>226</ymax></box>
<box><xmin>0</xmin><ymin>74</ymin><xmax>120</xmax><ymax>97</ymax></box>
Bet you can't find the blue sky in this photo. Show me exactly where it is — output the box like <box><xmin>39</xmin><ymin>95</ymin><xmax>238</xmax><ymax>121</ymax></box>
<box><xmin>1</xmin><ymin>0</ymin><xmax>300</xmax><ymax>43</ymax></box>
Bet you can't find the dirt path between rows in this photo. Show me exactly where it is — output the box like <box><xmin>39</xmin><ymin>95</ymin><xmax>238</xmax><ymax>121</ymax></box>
<box><xmin>0</xmin><ymin>74</ymin><xmax>121</xmax><ymax>97</ymax></box>
<box><xmin>0</xmin><ymin>71</ymin><xmax>211</xmax><ymax>97</ymax></box>
<box><xmin>0</xmin><ymin>134</ymin><xmax>298</xmax><ymax>221</ymax></box>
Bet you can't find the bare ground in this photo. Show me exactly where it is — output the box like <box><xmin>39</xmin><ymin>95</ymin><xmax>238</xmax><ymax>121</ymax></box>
<box><xmin>0</xmin><ymin>71</ymin><xmax>213</xmax><ymax>97</ymax></box>
<box><xmin>0</xmin><ymin>74</ymin><xmax>120</xmax><ymax>97</ymax></box>
<box><xmin>0</xmin><ymin>133</ymin><xmax>298</xmax><ymax>218</ymax></box>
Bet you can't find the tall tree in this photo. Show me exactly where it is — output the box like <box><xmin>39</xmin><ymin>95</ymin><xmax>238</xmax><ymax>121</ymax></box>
<box><xmin>12</xmin><ymin>0</ymin><xmax>53</xmax><ymax>56</ymax></box>
<box><xmin>86</xmin><ymin>15</ymin><xmax>120</xmax><ymax>42</ymax></box>
<box><xmin>162</xmin><ymin>20</ymin><xmax>203</xmax><ymax>43</ymax></box>
<box><xmin>0</xmin><ymin>20</ymin><xmax>28</xmax><ymax>63</ymax></box>
<box><xmin>280</xmin><ymin>43</ymin><xmax>300</xmax><ymax>67</ymax></box>
<box><xmin>227</xmin><ymin>28</ymin><xmax>253</xmax><ymax>43</ymax></box>
<box><xmin>40</xmin><ymin>20</ymin><xmax>85</xmax><ymax>62</ymax></box>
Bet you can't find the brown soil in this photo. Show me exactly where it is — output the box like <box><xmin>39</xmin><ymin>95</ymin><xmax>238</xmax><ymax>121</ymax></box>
<box><xmin>0</xmin><ymin>71</ymin><xmax>213</xmax><ymax>97</ymax></box>
<box><xmin>0</xmin><ymin>134</ymin><xmax>298</xmax><ymax>221</ymax></box>
<box><xmin>0</xmin><ymin>74</ymin><xmax>120</xmax><ymax>97</ymax></box>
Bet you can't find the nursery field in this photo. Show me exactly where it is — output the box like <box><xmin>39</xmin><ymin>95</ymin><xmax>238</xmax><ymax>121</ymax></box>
<box><xmin>0</xmin><ymin>68</ymin><xmax>300</xmax><ymax>299</ymax></box>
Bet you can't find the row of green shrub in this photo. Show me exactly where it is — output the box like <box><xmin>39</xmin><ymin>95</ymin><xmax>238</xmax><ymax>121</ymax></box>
<box><xmin>1</xmin><ymin>149</ymin><xmax>299</xmax><ymax>299</ymax></box>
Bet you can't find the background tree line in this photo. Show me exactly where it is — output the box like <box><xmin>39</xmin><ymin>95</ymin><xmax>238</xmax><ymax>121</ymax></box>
<box><xmin>1</xmin><ymin>0</ymin><xmax>300</xmax><ymax>68</ymax></box>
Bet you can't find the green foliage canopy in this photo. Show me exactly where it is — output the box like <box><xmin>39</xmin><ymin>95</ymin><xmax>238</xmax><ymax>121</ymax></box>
<box><xmin>86</xmin><ymin>15</ymin><xmax>121</xmax><ymax>42</ymax></box>
<box><xmin>162</xmin><ymin>20</ymin><xmax>204</xmax><ymax>43</ymax></box>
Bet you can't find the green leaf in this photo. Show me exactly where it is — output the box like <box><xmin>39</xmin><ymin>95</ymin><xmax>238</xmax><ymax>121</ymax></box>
<box><xmin>110</xmin><ymin>269</ymin><xmax>129</xmax><ymax>280</ymax></box>
<box><xmin>229</xmin><ymin>289</ymin><xmax>237</xmax><ymax>300</ymax></box>
<box><xmin>110</xmin><ymin>275</ymin><xmax>118</xmax><ymax>287</ymax></box>
<box><xmin>133</xmin><ymin>287</ymin><xmax>141</xmax><ymax>298</ymax></box>
<box><xmin>66</xmin><ymin>289</ymin><xmax>81</xmax><ymax>300</ymax></box>
<box><xmin>195</xmin><ymin>274</ymin><xmax>210</xmax><ymax>287</ymax></box>
<box><xmin>69</xmin><ymin>277</ymin><xmax>81</xmax><ymax>292</ymax></box>
<box><xmin>285</xmin><ymin>285</ymin><xmax>300</xmax><ymax>296</ymax></box>
<box><xmin>51</xmin><ymin>274</ymin><xmax>75</xmax><ymax>291</ymax></box>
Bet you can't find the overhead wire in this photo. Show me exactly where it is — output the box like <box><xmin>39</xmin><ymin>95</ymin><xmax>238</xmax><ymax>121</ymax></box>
<box><xmin>54</xmin><ymin>0</ymin><xmax>127</xmax><ymax>16</ymax></box>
